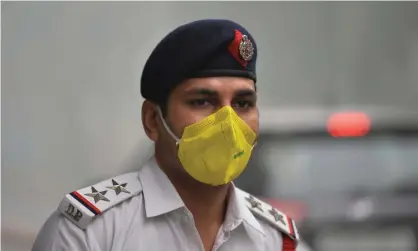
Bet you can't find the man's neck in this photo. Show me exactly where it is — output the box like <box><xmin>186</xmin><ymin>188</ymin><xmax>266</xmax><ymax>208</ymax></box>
<box><xmin>155</xmin><ymin>156</ymin><xmax>231</xmax><ymax>250</ymax></box>
<box><xmin>175</xmin><ymin>179</ymin><xmax>230</xmax><ymax>222</ymax></box>
<box><xmin>155</xmin><ymin>156</ymin><xmax>231</xmax><ymax>222</ymax></box>
<box><xmin>159</xmin><ymin>160</ymin><xmax>229</xmax><ymax>215</ymax></box>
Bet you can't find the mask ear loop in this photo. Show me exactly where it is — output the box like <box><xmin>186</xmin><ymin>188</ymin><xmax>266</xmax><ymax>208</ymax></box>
<box><xmin>252</xmin><ymin>140</ymin><xmax>258</xmax><ymax>149</ymax></box>
<box><xmin>156</xmin><ymin>107</ymin><xmax>181</xmax><ymax>146</ymax></box>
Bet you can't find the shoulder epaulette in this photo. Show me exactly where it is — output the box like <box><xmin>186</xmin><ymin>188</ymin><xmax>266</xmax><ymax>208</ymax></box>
<box><xmin>236</xmin><ymin>188</ymin><xmax>300</xmax><ymax>243</ymax></box>
<box><xmin>58</xmin><ymin>171</ymin><xmax>143</xmax><ymax>229</ymax></box>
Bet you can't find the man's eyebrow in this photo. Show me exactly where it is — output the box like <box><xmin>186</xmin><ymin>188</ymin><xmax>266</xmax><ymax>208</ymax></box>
<box><xmin>182</xmin><ymin>88</ymin><xmax>256</xmax><ymax>98</ymax></box>
<box><xmin>234</xmin><ymin>89</ymin><xmax>257</xmax><ymax>98</ymax></box>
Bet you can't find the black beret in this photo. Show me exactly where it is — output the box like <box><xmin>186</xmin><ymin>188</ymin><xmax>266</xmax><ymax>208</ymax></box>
<box><xmin>140</xmin><ymin>19</ymin><xmax>258</xmax><ymax>104</ymax></box>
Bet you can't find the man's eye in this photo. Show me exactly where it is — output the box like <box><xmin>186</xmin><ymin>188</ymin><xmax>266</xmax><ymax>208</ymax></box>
<box><xmin>189</xmin><ymin>99</ymin><xmax>211</xmax><ymax>107</ymax></box>
<box><xmin>234</xmin><ymin>100</ymin><xmax>253</xmax><ymax>108</ymax></box>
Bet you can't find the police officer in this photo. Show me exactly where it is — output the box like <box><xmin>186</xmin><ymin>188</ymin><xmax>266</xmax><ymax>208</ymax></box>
<box><xmin>32</xmin><ymin>19</ymin><xmax>300</xmax><ymax>251</ymax></box>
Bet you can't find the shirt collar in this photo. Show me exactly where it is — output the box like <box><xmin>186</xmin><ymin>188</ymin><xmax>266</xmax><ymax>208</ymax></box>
<box><xmin>138</xmin><ymin>157</ymin><xmax>184</xmax><ymax>217</ymax></box>
<box><xmin>138</xmin><ymin>157</ymin><xmax>265</xmax><ymax>237</ymax></box>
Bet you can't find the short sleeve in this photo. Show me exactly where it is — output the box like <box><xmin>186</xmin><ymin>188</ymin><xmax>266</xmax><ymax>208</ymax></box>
<box><xmin>31</xmin><ymin>211</ymin><xmax>93</xmax><ymax>251</ymax></box>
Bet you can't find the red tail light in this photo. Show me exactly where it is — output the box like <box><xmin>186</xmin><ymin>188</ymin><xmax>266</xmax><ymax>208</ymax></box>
<box><xmin>327</xmin><ymin>112</ymin><xmax>371</xmax><ymax>137</ymax></box>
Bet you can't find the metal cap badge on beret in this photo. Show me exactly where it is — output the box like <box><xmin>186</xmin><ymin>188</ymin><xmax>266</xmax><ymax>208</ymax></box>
<box><xmin>140</xmin><ymin>19</ymin><xmax>258</xmax><ymax>104</ymax></box>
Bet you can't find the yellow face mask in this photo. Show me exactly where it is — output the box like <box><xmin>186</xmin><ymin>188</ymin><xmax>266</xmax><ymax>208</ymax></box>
<box><xmin>158</xmin><ymin>106</ymin><xmax>257</xmax><ymax>186</ymax></box>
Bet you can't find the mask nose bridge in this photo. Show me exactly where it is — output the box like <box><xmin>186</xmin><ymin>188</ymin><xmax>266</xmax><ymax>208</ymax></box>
<box><xmin>215</xmin><ymin>106</ymin><xmax>234</xmax><ymax>120</ymax></box>
<box><xmin>226</xmin><ymin>110</ymin><xmax>238</xmax><ymax>141</ymax></box>
<box><xmin>222</xmin><ymin>106</ymin><xmax>258</xmax><ymax>148</ymax></box>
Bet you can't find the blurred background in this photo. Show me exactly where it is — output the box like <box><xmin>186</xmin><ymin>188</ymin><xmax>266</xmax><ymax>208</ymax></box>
<box><xmin>2</xmin><ymin>2</ymin><xmax>418</xmax><ymax>251</ymax></box>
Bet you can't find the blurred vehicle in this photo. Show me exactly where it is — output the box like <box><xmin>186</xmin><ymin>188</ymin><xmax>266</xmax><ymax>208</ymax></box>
<box><xmin>235</xmin><ymin>105</ymin><xmax>418</xmax><ymax>251</ymax></box>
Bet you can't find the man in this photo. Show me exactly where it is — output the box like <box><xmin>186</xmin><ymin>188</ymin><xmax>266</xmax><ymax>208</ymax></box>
<box><xmin>32</xmin><ymin>19</ymin><xmax>300</xmax><ymax>251</ymax></box>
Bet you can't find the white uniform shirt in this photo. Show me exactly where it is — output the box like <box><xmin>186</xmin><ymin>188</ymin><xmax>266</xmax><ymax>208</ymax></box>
<box><xmin>32</xmin><ymin>158</ymin><xmax>302</xmax><ymax>251</ymax></box>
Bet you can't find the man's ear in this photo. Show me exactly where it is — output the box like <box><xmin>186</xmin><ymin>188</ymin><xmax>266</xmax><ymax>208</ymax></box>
<box><xmin>141</xmin><ymin>100</ymin><xmax>159</xmax><ymax>142</ymax></box>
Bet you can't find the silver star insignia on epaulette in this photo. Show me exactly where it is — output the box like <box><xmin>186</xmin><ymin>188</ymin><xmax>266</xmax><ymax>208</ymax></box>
<box><xmin>269</xmin><ymin>207</ymin><xmax>286</xmax><ymax>225</ymax></box>
<box><xmin>246</xmin><ymin>195</ymin><xmax>263</xmax><ymax>212</ymax></box>
<box><xmin>84</xmin><ymin>186</ymin><xmax>110</xmax><ymax>203</ymax></box>
<box><xmin>106</xmin><ymin>179</ymin><xmax>130</xmax><ymax>196</ymax></box>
